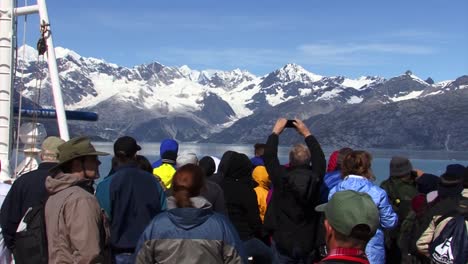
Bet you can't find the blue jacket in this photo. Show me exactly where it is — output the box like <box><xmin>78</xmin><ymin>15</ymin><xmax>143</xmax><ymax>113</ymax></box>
<box><xmin>250</xmin><ymin>156</ymin><xmax>264</xmax><ymax>167</ymax></box>
<box><xmin>151</xmin><ymin>139</ymin><xmax>179</xmax><ymax>168</ymax></box>
<box><xmin>107</xmin><ymin>164</ymin><xmax>167</xmax><ymax>250</ymax></box>
<box><xmin>319</xmin><ymin>170</ymin><xmax>342</xmax><ymax>203</ymax></box>
<box><xmin>135</xmin><ymin>197</ymin><xmax>246</xmax><ymax>263</ymax></box>
<box><xmin>95</xmin><ymin>174</ymin><xmax>114</xmax><ymax>220</ymax></box>
<box><xmin>329</xmin><ymin>175</ymin><xmax>398</xmax><ymax>264</ymax></box>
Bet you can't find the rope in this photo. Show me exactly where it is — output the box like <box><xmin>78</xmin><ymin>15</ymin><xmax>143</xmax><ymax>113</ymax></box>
<box><xmin>13</xmin><ymin>1</ymin><xmax>48</xmax><ymax>177</ymax></box>
<box><xmin>13</xmin><ymin>0</ymin><xmax>29</xmax><ymax>178</ymax></box>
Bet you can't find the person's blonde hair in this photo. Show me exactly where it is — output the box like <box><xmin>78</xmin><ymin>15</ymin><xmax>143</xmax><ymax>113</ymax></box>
<box><xmin>289</xmin><ymin>144</ymin><xmax>311</xmax><ymax>167</ymax></box>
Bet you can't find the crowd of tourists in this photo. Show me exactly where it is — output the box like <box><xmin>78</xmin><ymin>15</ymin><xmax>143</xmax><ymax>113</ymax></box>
<box><xmin>0</xmin><ymin>118</ymin><xmax>467</xmax><ymax>264</ymax></box>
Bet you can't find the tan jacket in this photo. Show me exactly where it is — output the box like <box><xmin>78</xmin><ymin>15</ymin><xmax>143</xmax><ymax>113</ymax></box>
<box><xmin>416</xmin><ymin>215</ymin><xmax>452</xmax><ymax>256</ymax></box>
<box><xmin>416</xmin><ymin>191</ymin><xmax>468</xmax><ymax>257</ymax></box>
<box><xmin>45</xmin><ymin>172</ymin><xmax>110</xmax><ymax>264</ymax></box>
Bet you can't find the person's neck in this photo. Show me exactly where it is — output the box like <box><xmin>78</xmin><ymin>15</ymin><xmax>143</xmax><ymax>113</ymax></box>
<box><xmin>328</xmin><ymin>240</ymin><xmax>365</xmax><ymax>251</ymax></box>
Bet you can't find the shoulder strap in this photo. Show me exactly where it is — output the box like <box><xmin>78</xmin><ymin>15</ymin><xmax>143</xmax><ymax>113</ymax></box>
<box><xmin>434</xmin><ymin>210</ymin><xmax>459</xmax><ymax>227</ymax></box>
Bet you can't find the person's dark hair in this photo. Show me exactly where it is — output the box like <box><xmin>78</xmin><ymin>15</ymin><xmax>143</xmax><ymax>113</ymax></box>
<box><xmin>136</xmin><ymin>155</ymin><xmax>153</xmax><ymax>173</ymax></box>
<box><xmin>254</xmin><ymin>143</ymin><xmax>266</xmax><ymax>156</ymax></box>
<box><xmin>172</xmin><ymin>164</ymin><xmax>205</xmax><ymax>208</ymax></box>
<box><xmin>198</xmin><ymin>156</ymin><xmax>216</xmax><ymax>177</ymax></box>
<box><xmin>334</xmin><ymin>224</ymin><xmax>373</xmax><ymax>248</ymax></box>
<box><xmin>59</xmin><ymin>157</ymin><xmax>87</xmax><ymax>174</ymax></box>
<box><xmin>337</xmin><ymin>147</ymin><xmax>353</xmax><ymax>170</ymax></box>
<box><xmin>115</xmin><ymin>151</ymin><xmax>135</xmax><ymax>163</ymax></box>
<box><xmin>59</xmin><ymin>160</ymin><xmax>75</xmax><ymax>173</ymax></box>
<box><xmin>342</xmin><ymin>150</ymin><xmax>374</xmax><ymax>180</ymax></box>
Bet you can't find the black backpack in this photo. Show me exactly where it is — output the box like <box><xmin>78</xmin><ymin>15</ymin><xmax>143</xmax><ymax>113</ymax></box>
<box><xmin>429</xmin><ymin>205</ymin><xmax>468</xmax><ymax>264</ymax></box>
<box><xmin>13</xmin><ymin>202</ymin><xmax>48</xmax><ymax>264</ymax></box>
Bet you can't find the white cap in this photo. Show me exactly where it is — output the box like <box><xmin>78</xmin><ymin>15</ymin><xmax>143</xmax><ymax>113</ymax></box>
<box><xmin>176</xmin><ymin>153</ymin><xmax>198</xmax><ymax>168</ymax></box>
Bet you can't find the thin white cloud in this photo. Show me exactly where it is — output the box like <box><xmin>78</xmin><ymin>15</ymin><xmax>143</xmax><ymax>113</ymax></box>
<box><xmin>299</xmin><ymin>43</ymin><xmax>435</xmax><ymax>56</ymax></box>
<box><xmin>135</xmin><ymin>45</ymin><xmax>378</xmax><ymax>72</ymax></box>
<box><xmin>87</xmin><ymin>10</ymin><xmax>289</xmax><ymax>32</ymax></box>
<box><xmin>141</xmin><ymin>41</ymin><xmax>435</xmax><ymax>70</ymax></box>
<box><xmin>388</xmin><ymin>29</ymin><xmax>444</xmax><ymax>38</ymax></box>
<box><xmin>136</xmin><ymin>48</ymin><xmax>280</xmax><ymax>69</ymax></box>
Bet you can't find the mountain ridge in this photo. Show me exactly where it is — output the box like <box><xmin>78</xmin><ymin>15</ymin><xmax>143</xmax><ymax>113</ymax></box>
<box><xmin>14</xmin><ymin>45</ymin><xmax>468</xmax><ymax>150</ymax></box>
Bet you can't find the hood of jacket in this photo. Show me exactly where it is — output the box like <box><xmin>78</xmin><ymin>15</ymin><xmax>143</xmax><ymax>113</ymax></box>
<box><xmin>160</xmin><ymin>139</ymin><xmax>178</xmax><ymax>156</ymax></box>
<box><xmin>166</xmin><ymin>196</ymin><xmax>213</xmax><ymax>230</ymax></box>
<box><xmin>218</xmin><ymin>151</ymin><xmax>236</xmax><ymax>177</ymax></box>
<box><xmin>198</xmin><ymin>156</ymin><xmax>216</xmax><ymax>177</ymax></box>
<box><xmin>45</xmin><ymin>172</ymin><xmax>94</xmax><ymax>195</ymax></box>
<box><xmin>335</xmin><ymin>175</ymin><xmax>374</xmax><ymax>193</ymax></box>
<box><xmin>223</xmin><ymin>152</ymin><xmax>253</xmax><ymax>181</ymax></box>
<box><xmin>252</xmin><ymin>166</ymin><xmax>270</xmax><ymax>189</ymax></box>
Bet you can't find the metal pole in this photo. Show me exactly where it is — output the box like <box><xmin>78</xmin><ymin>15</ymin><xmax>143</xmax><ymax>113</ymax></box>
<box><xmin>0</xmin><ymin>0</ymin><xmax>14</xmax><ymax>180</ymax></box>
<box><xmin>37</xmin><ymin>0</ymin><xmax>69</xmax><ymax>140</ymax></box>
<box><xmin>14</xmin><ymin>5</ymin><xmax>39</xmax><ymax>16</ymax></box>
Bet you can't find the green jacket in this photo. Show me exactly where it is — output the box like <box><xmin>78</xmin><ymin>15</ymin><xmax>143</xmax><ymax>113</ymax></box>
<box><xmin>380</xmin><ymin>176</ymin><xmax>418</xmax><ymax>237</ymax></box>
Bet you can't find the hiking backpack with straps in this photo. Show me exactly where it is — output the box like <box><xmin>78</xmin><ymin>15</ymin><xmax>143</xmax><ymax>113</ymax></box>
<box><xmin>13</xmin><ymin>202</ymin><xmax>48</xmax><ymax>264</ymax></box>
<box><xmin>429</xmin><ymin>209</ymin><xmax>468</xmax><ymax>264</ymax></box>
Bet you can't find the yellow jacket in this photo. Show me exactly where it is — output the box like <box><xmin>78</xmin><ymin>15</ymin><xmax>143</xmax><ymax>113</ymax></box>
<box><xmin>252</xmin><ymin>166</ymin><xmax>271</xmax><ymax>222</ymax></box>
<box><xmin>153</xmin><ymin>163</ymin><xmax>176</xmax><ymax>189</ymax></box>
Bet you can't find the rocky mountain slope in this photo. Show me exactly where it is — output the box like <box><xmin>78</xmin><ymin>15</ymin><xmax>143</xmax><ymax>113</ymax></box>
<box><xmin>14</xmin><ymin>45</ymin><xmax>468</xmax><ymax>150</ymax></box>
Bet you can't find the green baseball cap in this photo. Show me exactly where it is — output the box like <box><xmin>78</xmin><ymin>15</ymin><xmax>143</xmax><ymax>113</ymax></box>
<box><xmin>315</xmin><ymin>190</ymin><xmax>379</xmax><ymax>237</ymax></box>
<box><xmin>50</xmin><ymin>136</ymin><xmax>109</xmax><ymax>172</ymax></box>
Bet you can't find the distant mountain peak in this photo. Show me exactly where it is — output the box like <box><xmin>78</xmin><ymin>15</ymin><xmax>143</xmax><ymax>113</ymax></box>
<box><xmin>275</xmin><ymin>63</ymin><xmax>322</xmax><ymax>83</ymax></box>
<box><xmin>17</xmin><ymin>45</ymin><xmax>40</xmax><ymax>61</ymax></box>
<box><xmin>55</xmin><ymin>46</ymin><xmax>81</xmax><ymax>60</ymax></box>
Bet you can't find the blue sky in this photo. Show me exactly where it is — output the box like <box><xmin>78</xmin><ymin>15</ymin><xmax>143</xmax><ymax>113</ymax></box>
<box><xmin>17</xmin><ymin>0</ymin><xmax>468</xmax><ymax>81</ymax></box>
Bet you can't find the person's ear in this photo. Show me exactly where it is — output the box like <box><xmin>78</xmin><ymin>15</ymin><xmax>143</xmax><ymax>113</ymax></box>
<box><xmin>324</xmin><ymin>219</ymin><xmax>334</xmax><ymax>243</ymax></box>
<box><xmin>324</xmin><ymin>219</ymin><xmax>332</xmax><ymax>233</ymax></box>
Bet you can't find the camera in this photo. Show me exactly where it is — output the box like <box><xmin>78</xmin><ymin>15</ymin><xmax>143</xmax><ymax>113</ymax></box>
<box><xmin>285</xmin><ymin>120</ymin><xmax>296</xmax><ymax>128</ymax></box>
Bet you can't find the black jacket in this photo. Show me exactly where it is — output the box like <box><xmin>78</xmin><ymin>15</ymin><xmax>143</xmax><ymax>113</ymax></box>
<box><xmin>0</xmin><ymin>162</ymin><xmax>57</xmax><ymax>249</ymax></box>
<box><xmin>221</xmin><ymin>152</ymin><xmax>262</xmax><ymax>241</ymax></box>
<box><xmin>200</xmin><ymin>180</ymin><xmax>227</xmax><ymax>215</ymax></box>
<box><xmin>263</xmin><ymin>133</ymin><xmax>326</xmax><ymax>256</ymax></box>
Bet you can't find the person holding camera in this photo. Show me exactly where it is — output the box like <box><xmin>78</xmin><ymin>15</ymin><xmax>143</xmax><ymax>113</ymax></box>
<box><xmin>263</xmin><ymin>118</ymin><xmax>326</xmax><ymax>263</ymax></box>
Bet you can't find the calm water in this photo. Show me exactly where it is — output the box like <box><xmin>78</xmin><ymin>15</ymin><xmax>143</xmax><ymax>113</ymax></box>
<box><xmin>92</xmin><ymin>142</ymin><xmax>468</xmax><ymax>184</ymax></box>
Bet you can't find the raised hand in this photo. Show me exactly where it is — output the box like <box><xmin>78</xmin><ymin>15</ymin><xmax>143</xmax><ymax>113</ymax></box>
<box><xmin>294</xmin><ymin>119</ymin><xmax>311</xmax><ymax>138</ymax></box>
<box><xmin>272</xmin><ymin>118</ymin><xmax>288</xmax><ymax>135</ymax></box>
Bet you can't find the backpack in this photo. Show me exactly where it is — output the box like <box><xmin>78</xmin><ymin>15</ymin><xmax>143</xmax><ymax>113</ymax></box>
<box><xmin>429</xmin><ymin>211</ymin><xmax>468</xmax><ymax>264</ymax></box>
<box><xmin>13</xmin><ymin>202</ymin><xmax>48</xmax><ymax>264</ymax></box>
<box><xmin>381</xmin><ymin>177</ymin><xmax>418</xmax><ymax>251</ymax></box>
<box><xmin>381</xmin><ymin>177</ymin><xmax>418</xmax><ymax>227</ymax></box>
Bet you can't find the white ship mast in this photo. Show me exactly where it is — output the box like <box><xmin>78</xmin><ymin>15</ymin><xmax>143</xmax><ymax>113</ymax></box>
<box><xmin>0</xmin><ymin>0</ymin><xmax>69</xmax><ymax>180</ymax></box>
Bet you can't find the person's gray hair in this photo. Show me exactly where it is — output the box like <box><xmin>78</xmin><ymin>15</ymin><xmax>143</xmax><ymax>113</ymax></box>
<box><xmin>40</xmin><ymin>136</ymin><xmax>65</xmax><ymax>162</ymax></box>
<box><xmin>289</xmin><ymin>144</ymin><xmax>311</xmax><ymax>167</ymax></box>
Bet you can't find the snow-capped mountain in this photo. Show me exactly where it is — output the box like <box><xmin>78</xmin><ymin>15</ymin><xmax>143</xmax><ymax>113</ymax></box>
<box><xmin>14</xmin><ymin>45</ymin><xmax>468</xmax><ymax>149</ymax></box>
